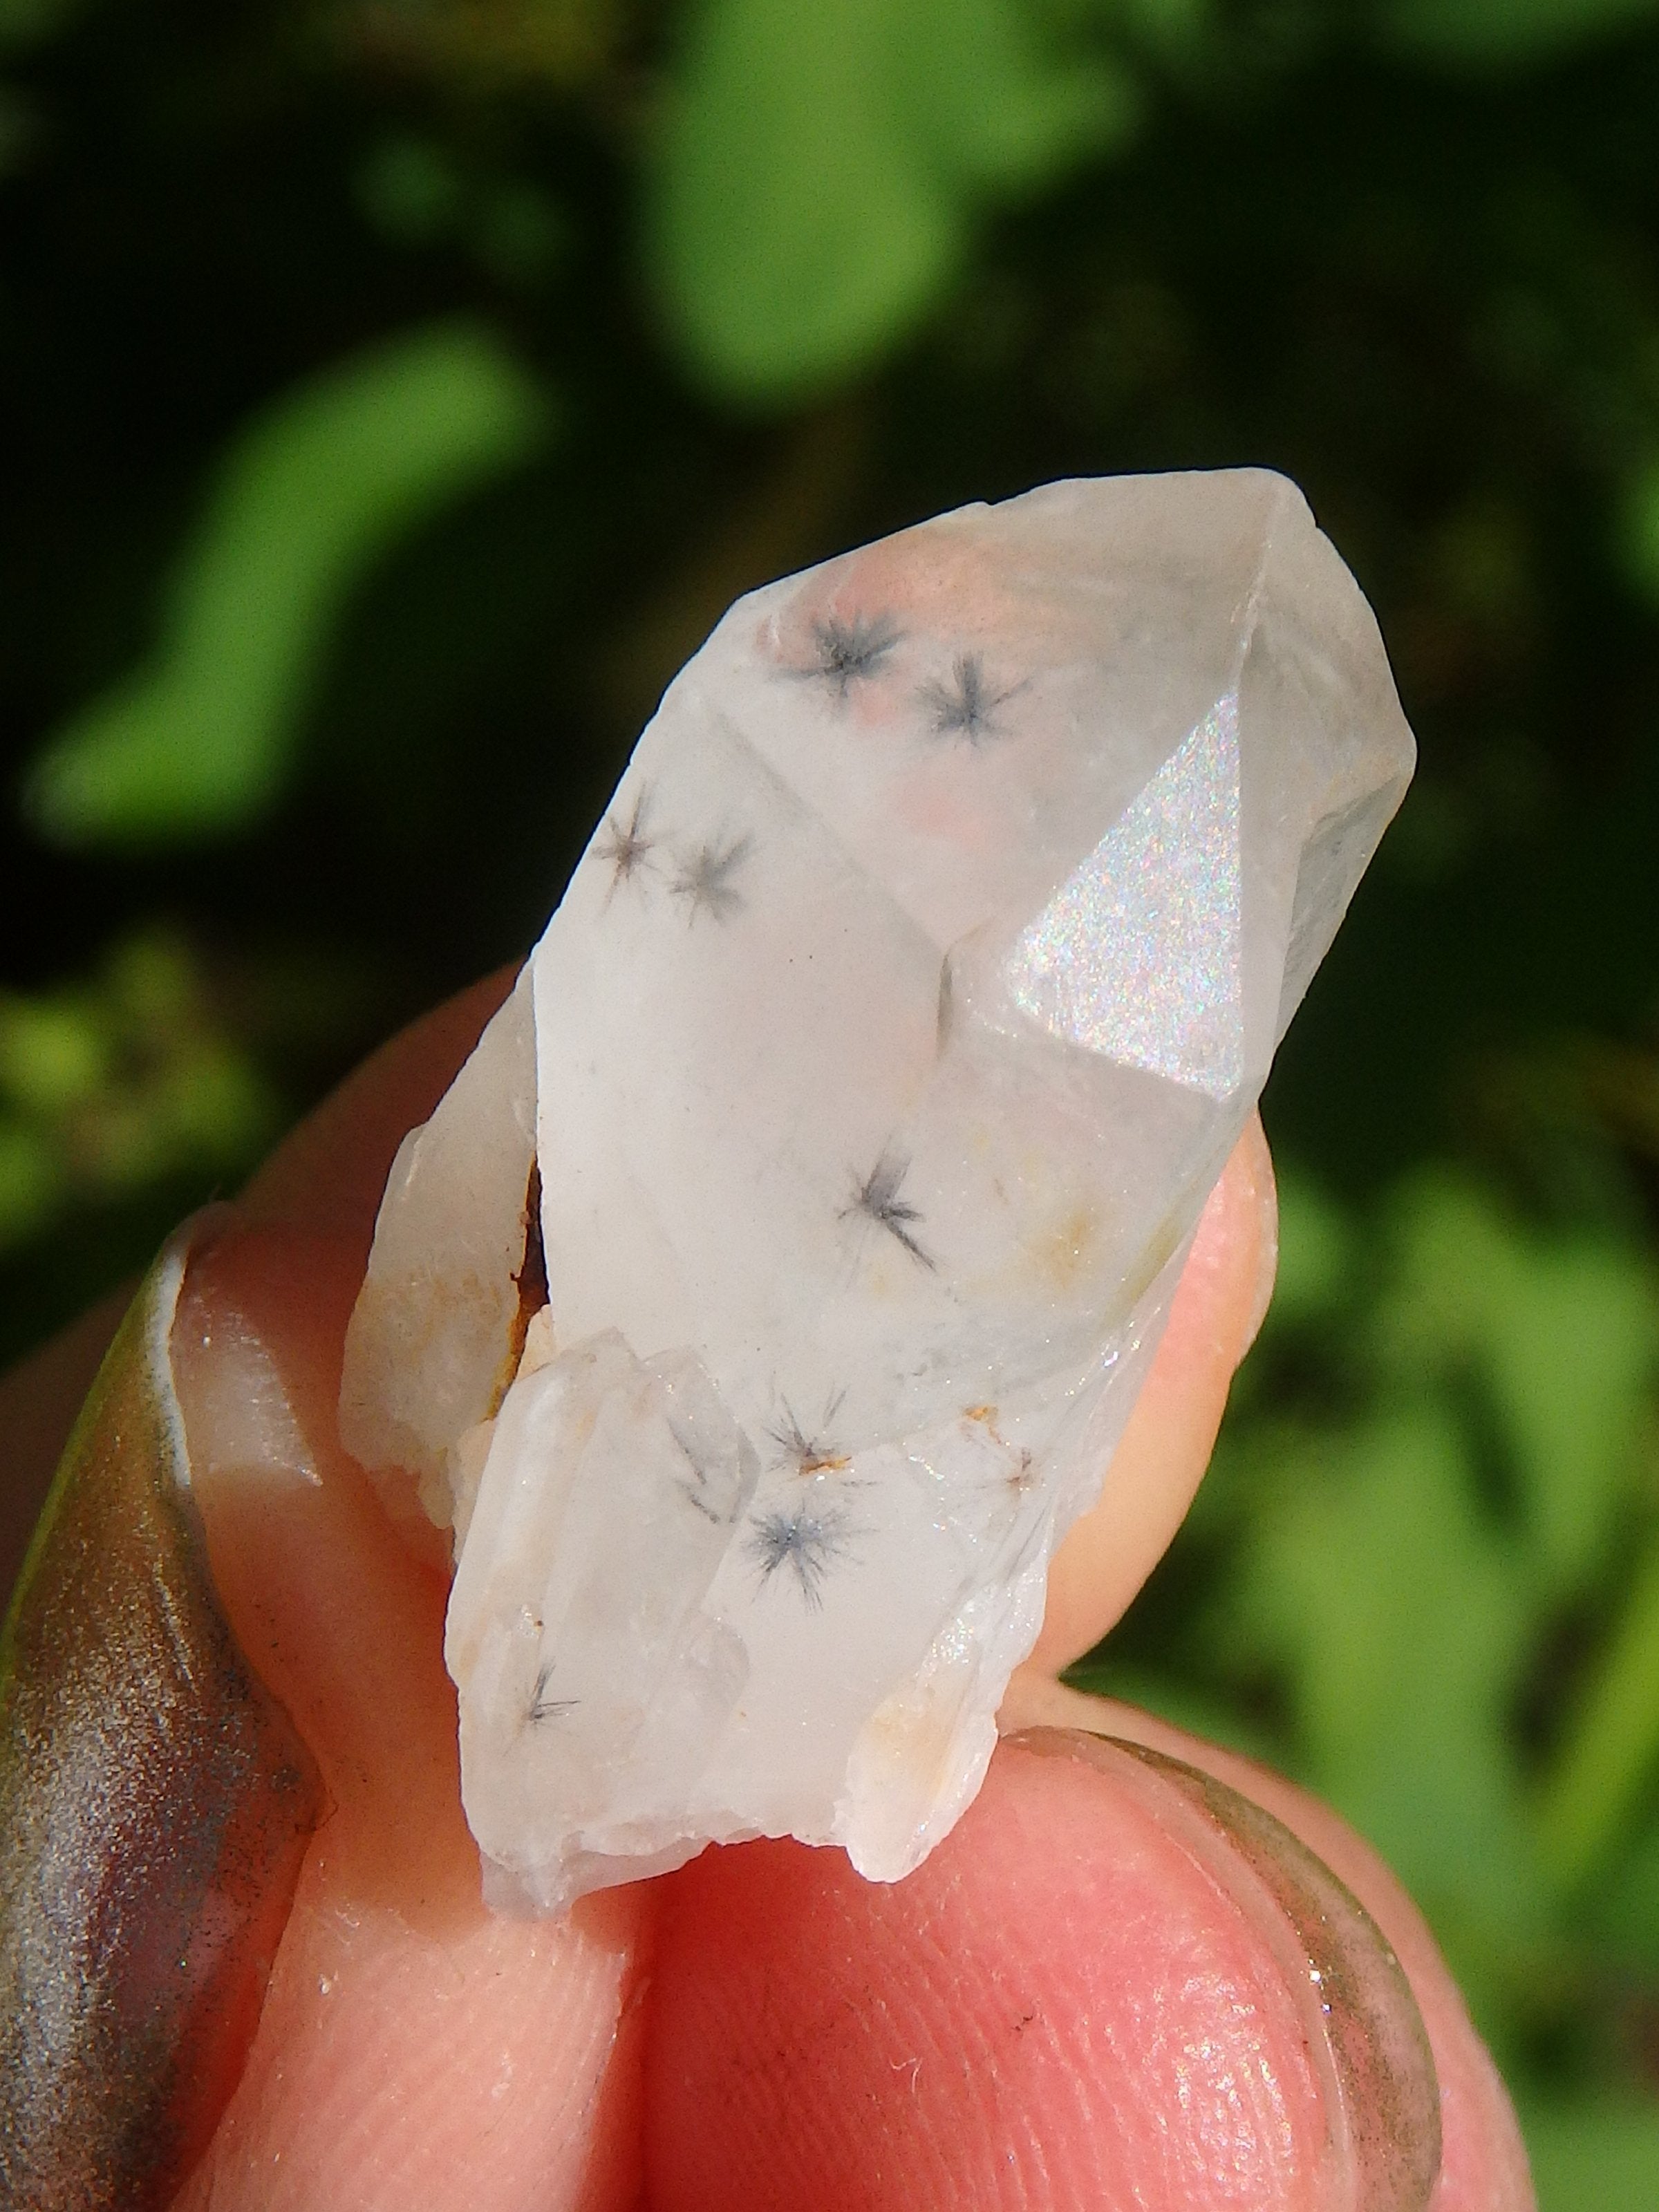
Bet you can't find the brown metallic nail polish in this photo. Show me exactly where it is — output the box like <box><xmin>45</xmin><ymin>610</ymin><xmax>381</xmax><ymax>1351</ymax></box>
<box><xmin>1007</xmin><ymin>1726</ymin><xmax>1443</xmax><ymax>2212</ymax></box>
<box><xmin>0</xmin><ymin>1224</ymin><xmax>324</xmax><ymax>2212</ymax></box>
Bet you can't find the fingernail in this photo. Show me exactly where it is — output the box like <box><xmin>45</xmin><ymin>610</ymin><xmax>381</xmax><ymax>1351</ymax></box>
<box><xmin>0</xmin><ymin>1218</ymin><xmax>324</xmax><ymax>2212</ymax></box>
<box><xmin>1007</xmin><ymin>1727</ymin><xmax>1442</xmax><ymax>2212</ymax></box>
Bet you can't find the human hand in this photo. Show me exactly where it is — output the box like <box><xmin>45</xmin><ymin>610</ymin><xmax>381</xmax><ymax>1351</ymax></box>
<box><xmin>0</xmin><ymin>976</ymin><xmax>1535</xmax><ymax>2210</ymax></box>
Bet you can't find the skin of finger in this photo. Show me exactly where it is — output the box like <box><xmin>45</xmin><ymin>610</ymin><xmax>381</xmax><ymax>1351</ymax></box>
<box><xmin>998</xmin><ymin>1680</ymin><xmax>1536</xmax><ymax>2212</ymax></box>
<box><xmin>1022</xmin><ymin>1112</ymin><xmax>1279</xmax><ymax>1676</ymax></box>
<box><xmin>167</xmin><ymin>1222</ymin><xmax>651</xmax><ymax>2212</ymax></box>
<box><xmin>648</xmin><ymin>1738</ymin><xmax>1355</xmax><ymax>2212</ymax></box>
<box><xmin>645</xmin><ymin>1715</ymin><xmax>1535</xmax><ymax>2212</ymax></box>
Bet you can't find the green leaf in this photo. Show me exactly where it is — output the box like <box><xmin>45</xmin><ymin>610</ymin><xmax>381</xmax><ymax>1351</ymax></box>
<box><xmin>1380</xmin><ymin>1177</ymin><xmax>1656</xmax><ymax>1595</ymax></box>
<box><xmin>1387</xmin><ymin>0</ymin><xmax>1659</xmax><ymax>68</ymax></box>
<box><xmin>1582</xmin><ymin>1806</ymin><xmax>1659</xmax><ymax>1971</ymax></box>
<box><xmin>1228</xmin><ymin>1409</ymin><xmax>1540</xmax><ymax>1940</ymax></box>
<box><xmin>0</xmin><ymin>1122</ymin><xmax>62</xmax><ymax>1251</ymax></box>
<box><xmin>1485</xmin><ymin>1246</ymin><xmax>1657</xmax><ymax>1594</ymax></box>
<box><xmin>1059</xmin><ymin>0</ymin><xmax>1215</xmax><ymax>64</ymax></box>
<box><xmin>648</xmin><ymin>0</ymin><xmax>1137</xmax><ymax>402</ymax></box>
<box><xmin>0</xmin><ymin>996</ymin><xmax>108</xmax><ymax>1117</ymax></box>
<box><xmin>1524</xmin><ymin>2103</ymin><xmax>1659</xmax><ymax>2211</ymax></box>
<box><xmin>24</xmin><ymin>322</ymin><xmax>552</xmax><ymax>845</ymax></box>
<box><xmin>0</xmin><ymin>931</ymin><xmax>285</xmax><ymax>1219</ymax></box>
<box><xmin>1536</xmin><ymin>1524</ymin><xmax>1659</xmax><ymax>1893</ymax></box>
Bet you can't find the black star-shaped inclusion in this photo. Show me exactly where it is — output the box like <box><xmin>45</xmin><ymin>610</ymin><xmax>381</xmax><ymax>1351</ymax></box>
<box><xmin>766</xmin><ymin>1396</ymin><xmax>850</xmax><ymax>1477</ymax></box>
<box><xmin>593</xmin><ymin>787</ymin><xmax>656</xmax><ymax>892</ymax></box>
<box><xmin>919</xmin><ymin>654</ymin><xmax>1016</xmax><ymax>744</ymax></box>
<box><xmin>843</xmin><ymin>1151</ymin><xmax>935</xmax><ymax>1271</ymax></box>
<box><xmin>804</xmin><ymin>613</ymin><xmax>902</xmax><ymax>700</ymax></box>
<box><xmin>746</xmin><ymin>1501</ymin><xmax>856</xmax><ymax>1608</ymax></box>
<box><xmin>671</xmin><ymin>834</ymin><xmax>753</xmax><ymax>923</ymax></box>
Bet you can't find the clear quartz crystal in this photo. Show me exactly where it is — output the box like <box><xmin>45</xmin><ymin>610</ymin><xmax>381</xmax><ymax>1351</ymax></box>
<box><xmin>339</xmin><ymin>469</ymin><xmax>1414</xmax><ymax>1914</ymax></box>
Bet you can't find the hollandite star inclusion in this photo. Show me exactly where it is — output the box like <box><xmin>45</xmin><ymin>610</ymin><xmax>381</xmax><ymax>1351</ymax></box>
<box><xmin>339</xmin><ymin>471</ymin><xmax>1415</xmax><ymax>1913</ymax></box>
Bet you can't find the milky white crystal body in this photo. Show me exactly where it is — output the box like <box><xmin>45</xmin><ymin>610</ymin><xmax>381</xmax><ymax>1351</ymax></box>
<box><xmin>340</xmin><ymin>469</ymin><xmax>1414</xmax><ymax>1914</ymax></box>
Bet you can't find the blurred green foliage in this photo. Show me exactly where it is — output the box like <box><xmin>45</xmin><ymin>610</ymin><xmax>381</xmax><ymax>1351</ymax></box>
<box><xmin>0</xmin><ymin>932</ymin><xmax>281</xmax><ymax>1246</ymax></box>
<box><xmin>1387</xmin><ymin>0</ymin><xmax>1659</xmax><ymax>68</ymax></box>
<box><xmin>647</xmin><ymin>0</ymin><xmax>1138</xmax><ymax>397</ymax></box>
<box><xmin>1079</xmin><ymin>1170</ymin><xmax>1659</xmax><ymax>2116</ymax></box>
<box><xmin>5</xmin><ymin>0</ymin><xmax>1659</xmax><ymax>2196</ymax></box>
<box><xmin>24</xmin><ymin>322</ymin><xmax>550</xmax><ymax>843</ymax></box>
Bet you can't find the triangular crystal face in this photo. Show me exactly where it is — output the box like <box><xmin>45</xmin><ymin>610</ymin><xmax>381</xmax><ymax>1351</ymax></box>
<box><xmin>1004</xmin><ymin>695</ymin><xmax>1244</xmax><ymax>1100</ymax></box>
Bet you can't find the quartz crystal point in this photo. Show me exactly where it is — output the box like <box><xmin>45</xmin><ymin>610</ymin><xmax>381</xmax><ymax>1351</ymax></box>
<box><xmin>340</xmin><ymin>470</ymin><xmax>1414</xmax><ymax>1914</ymax></box>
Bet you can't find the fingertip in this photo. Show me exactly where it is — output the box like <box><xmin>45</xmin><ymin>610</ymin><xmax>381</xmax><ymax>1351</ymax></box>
<box><xmin>1024</xmin><ymin>1113</ymin><xmax>1278</xmax><ymax>1674</ymax></box>
<box><xmin>646</xmin><ymin>1729</ymin><xmax>1379</xmax><ymax>2212</ymax></box>
<box><xmin>1001</xmin><ymin>1683</ymin><xmax>1537</xmax><ymax>2212</ymax></box>
<box><xmin>1203</xmin><ymin>1109</ymin><xmax>1279</xmax><ymax>1359</ymax></box>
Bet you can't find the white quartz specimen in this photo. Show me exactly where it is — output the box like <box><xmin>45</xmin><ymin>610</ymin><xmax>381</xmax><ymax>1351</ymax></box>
<box><xmin>340</xmin><ymin>469</ymin><xmax>1414</xmax><ymax>1914</ymax></box>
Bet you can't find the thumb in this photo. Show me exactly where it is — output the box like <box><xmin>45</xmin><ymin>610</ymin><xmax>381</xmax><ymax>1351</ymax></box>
<box><xmin>642</xmin><ymin>1710</ymin><xmax>1533</xmax><ymax>2211</ymax></box>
